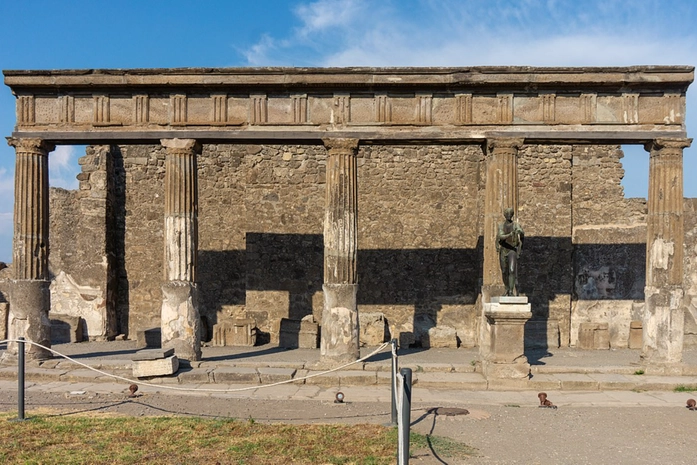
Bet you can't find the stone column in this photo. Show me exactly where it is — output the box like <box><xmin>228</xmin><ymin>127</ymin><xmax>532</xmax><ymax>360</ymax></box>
<box><xmin>160</xmin><ymin>138</ymin><xmax>201</xmax><ymax>361</ymax></box>
<box><xmin>5</xmin><ymin>138</ymin><xmax>54</xmax><ymax>360</ymax></box>
<box><xmin>482</xmin><ymin>138</ymin><xmax>524</xmax><ymax>302</ymax></box>
<box><xmin>642</xmin><ymin>138</ymin><xmax>691</xmax><ymax>367</ymax></box>
<box><xmin>321</xmin><ymin>138</ymin><xmax>360</xmax><ymax>363</ymax></box>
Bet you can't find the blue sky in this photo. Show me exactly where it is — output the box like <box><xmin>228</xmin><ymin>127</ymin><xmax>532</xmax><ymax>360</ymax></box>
<box><xmin>1</xmin><ymin>0</ymin><xmax>696</xmax><ymax>263</ymax></box>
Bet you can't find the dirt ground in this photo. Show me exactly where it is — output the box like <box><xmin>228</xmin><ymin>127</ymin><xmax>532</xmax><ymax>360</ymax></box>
<box><xmin>1</xmin><ymin>388</ymin><xmax>695</xmax><ymax>465</ymax></box>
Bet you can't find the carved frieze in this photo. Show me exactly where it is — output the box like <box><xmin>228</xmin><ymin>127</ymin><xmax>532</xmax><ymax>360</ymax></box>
<box><xmin>5</xmin><ymin>67</ymin><xmax>691</xmax><ymax>140</ymax></box>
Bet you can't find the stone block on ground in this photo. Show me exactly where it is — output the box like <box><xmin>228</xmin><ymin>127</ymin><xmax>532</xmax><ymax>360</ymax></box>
<box><xmin>629</xmin><ymin>320</ymin><xmax>643</xmax><ymax>349</ymax></box>
<box><xmin>133</xmin><ymin>355</ymin><xmax>179</xmax><ymax>378</ymax></box>
<box><xmin>524</xmin><ymin>319</ymin><xmax>561</xmax><ymax>349</ymax></box>
<box><xmin>49</xmin><ymin>313</ymin><xmax>84</xmax><ymax>343</ymax></box>
<box><xmin>132</xmin><ymin>348</ymin><xmax>175</xmax><ymax>361</ymax></box>
<box><xmin>212</xmin><ymin>318</ymin><xmax>257</xmax><ymax>347</ymax></box>
<box><xmin>423</xmin><ymin>326</ymin><xmax>458</xmax><ymax>348</ymax></box>
<box><xmin>578</xmin><ymin>322</ymin><xmax>610</xmax><ymax>349</ymax></box>
<box><xmin>136</xmin><ymin>327</ymin><xmax>161</xmax><ymax>349</ymax></box>
<box><xmin>279</xmin><ymin>318</ymin><xmax>318</xmax><ymax>349</ymax></box>
<box><xmin>359</xmin><ymin>312</ymin><xmax>388</xmax><ymax>346</ymax></box>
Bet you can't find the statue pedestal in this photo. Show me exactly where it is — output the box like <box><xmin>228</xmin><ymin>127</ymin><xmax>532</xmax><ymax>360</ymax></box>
<box><xmin>480</xmin><ymin>296</ymin><xmax>532</xmax><ymax>379</ymax></box>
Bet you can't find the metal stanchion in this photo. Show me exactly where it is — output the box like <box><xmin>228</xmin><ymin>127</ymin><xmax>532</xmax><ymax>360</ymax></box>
<box><xmin>390</xmin><ymin>338</ymin><xmax>398</xmax><ymax>426</ymax></box>
<box><xmin>398</xmin><ymin>367</ymin><xmax>412</xmax><ymax>465</ymax></box>
<box><xmin>18</xmin><ymin>337</ymin><xmax>25</xmax><ymax>421</ymax></box>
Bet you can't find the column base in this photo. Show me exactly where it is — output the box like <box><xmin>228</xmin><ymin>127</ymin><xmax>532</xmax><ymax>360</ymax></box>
<box><xmin>320</xmin><ymin>283</ymin><xmax>359</xmax><ymax>363</ymax></box>
<box><xmin>6</xmin><ymin>280</ymin><xmax>52</xmax><ymax>360</ymax></box>
<box><xmin>161</xmin><ymin>281</ymin><xmax>201</xmax><ymax>361</ymax></box>
<box><xmin>641</xmin><ymin>286</ymin><xmax>684</xmax><ymax>365</ymax></box>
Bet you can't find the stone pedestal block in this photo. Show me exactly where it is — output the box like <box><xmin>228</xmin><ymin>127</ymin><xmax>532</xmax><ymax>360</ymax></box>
<box><xmin>320</xmin><ymin>283</ymin><xmax>359</xmax><ymax>362</ymax></box>
<box><xmin>132</xmin><ymin>348</ymin><xmax>179</xmax><ymax>378</ymax></box>
<box><xmin>424</xmin><ymin>326</ymin><xmax>458</xmax><ymax>348</ymax></box>
<box><xmin>578</xmin><ymin>322</ymin><xmax>610</xmax><ymax>349</ymax></box>
<box><xmin>161</xmin><ymin>281</ymin><xmax>201</xmax><ymax>361</ymax></box>
<box><xmin>359</xmin><ymin>312</ymin><xmax>387</xmax><ymax>346</ymax></box>
<box><xmin>136</xmin><ymin>328</ymin><xmax>162</xmax><ymax>349</ymax></box>
<box><xmin>524</xmin><ymin>319</ymin><xmax>560</xmax><ymax>349</ymax></box>
<box><xmin>49</xmin><ymin>314</ymin><xmax>84</xmax><ymax>343</ymax></box>
<box><xmin>279</xmin><ymin>318</ymin><xmax>319</xmax><ymax>349</ymax></box>
<box><xmin>480</xmin><ymin>296</ymin><xmax>531</xmax><ymax>379</ymax></box>
<box><xmin>212</xmin><ymin>318</ymin><xmax>257</xmax><ymax>347</ymax></box>
<box><xmin>629</xmin><ymin>320</ymin><xmax>643</xmax><ymax>349</ymax></box>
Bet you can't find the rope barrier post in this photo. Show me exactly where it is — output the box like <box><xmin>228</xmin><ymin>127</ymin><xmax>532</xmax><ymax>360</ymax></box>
<box><xmin>18</xmin><ymin>337</ymin><xmax>25</xmax><ymax>421</ymax></box>
<box><xmin>390</xmin><ymin>338</ymin><xmax>398</xmax><ymax>426</ymax></box>
<box><xmin>398</xmin><ymin>367</ymin><xmax>412</xmax><ymax>465</ymax></box>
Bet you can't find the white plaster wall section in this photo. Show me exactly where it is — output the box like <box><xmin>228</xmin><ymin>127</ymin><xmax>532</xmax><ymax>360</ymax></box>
<box><xmin>49</xmin><ymin>271</ymin><xmax>105</xmax><ymax>338</ymax></box>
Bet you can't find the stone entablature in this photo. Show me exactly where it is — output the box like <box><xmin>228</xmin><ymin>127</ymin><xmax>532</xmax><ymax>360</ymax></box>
<box><xmin>5</xmin><ymin>67</ymin><xmax>691</xmax><ymax>142</ymax></box>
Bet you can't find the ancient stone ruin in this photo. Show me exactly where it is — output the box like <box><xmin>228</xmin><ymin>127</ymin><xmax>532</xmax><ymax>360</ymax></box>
<box><xmin>0</xmin><ymin>66</ymin><xmax>695</xmax><ymax>372</ymax></box>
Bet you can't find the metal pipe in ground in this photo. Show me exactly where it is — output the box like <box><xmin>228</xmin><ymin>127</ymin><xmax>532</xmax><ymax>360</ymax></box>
<box><xmin>18</xmin><ymin>337</ymin><xmax>25</xmax><ymax>421</ymax></box>
<box><xmin>398</xmin><ymin>367</ymin><xmax>412</xmax><ymax>465</ymax></box>
<box><xmin>390</xmin><ymin>338</ymin><xmax>398</xmax><ymax>426</ymax></box>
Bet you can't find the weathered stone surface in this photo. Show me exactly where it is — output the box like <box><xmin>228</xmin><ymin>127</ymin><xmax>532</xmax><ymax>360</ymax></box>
<box><xmin>321</xmin><ymin>283</ymin><xmax>359</xmax><ymax>362</ymax></box>
<box><xmin>133</xmin><ymin>355</ymin><xmax>179</xmax><ymax>378</ymax></box>
<box><xmin>6</xmin><ymin>280</ymin><xmax>51</xmax><ymax>360</ymax></box>
<box><xmin>0</xmin><ymin>302</ymin><xmax>7</xmax><ymax>340</ymax></box>
<box><xmin>481</xmin><ymin>299</ymin><xmax>532</xmax><ymax>378</ymax></box>
<box><xmin>212</xmin><ymin>318</ymin><xmax>257</xmax><ymax>347</ymax></box>
<box><xmin>136</xmin><ymin>328</ymin><xmax>161</xmax><ymax>349</ymax></box>
<box><xmin>629</xmin><ymin>320</ymin><xmax>643</xmax><ymax>349</ymax></box>
<box><xmin>578</xmin><ymin>322</ymin><xmax>610</xmax><ymax>350</ymax></box>
<box><xmin>279</xmin><ymin>318</ymin><xmax>318</xmax><ymax>349</ymax></box>
<box><xmin>49</xmin><ymin>313</ymin><xmax>84</xmax><ymax>344</ymax></box>
<box><xmin>423</xmin><ymin>326</ymin><xmax>458</xmax><ymax>349</ymax></box>
<box><xmin>161</xmin><ymin>281</ymin><xmax>201</xmax><ymax>361</ymax></box>
<box><xmin>132</xmin><ymin>348</ymin><xmax>174</xmax><ymax>361</ymax></box>
<box><xmin>359</xmin><ymin>312</ymin><xmax>387</xmax><ymax>346</ymax></box>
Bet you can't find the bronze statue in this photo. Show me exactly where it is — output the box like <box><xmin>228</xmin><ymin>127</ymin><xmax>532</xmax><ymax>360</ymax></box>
<box><xmin>497</xmin><ymin>207</ymin><xmax>524</xmax><ymax>296</ymax></box>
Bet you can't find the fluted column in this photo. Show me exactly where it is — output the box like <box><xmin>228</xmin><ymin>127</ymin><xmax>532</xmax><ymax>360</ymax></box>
<box><xmin>160</xmin><ymin>138</ymin><xmax>201</xmax><ymax>361</ymax></box>
<box><xmin>5</xmin><ymin>138</ymin><xmax>54</xmax><ymax>360</ymax></box>
<box><xmin>482</xmin><ymin>138</ymin><xmax>523</xmax><ymax>301</ymax></box>
<box><xmin>321</xmin><ymin>138</ymin><xmax>359</xmax><ymax>363</ymax></box>
<box><xmin>642</xmin><ymin>137</ymin><xmax>691</xmax><ymax>366</ymax></box>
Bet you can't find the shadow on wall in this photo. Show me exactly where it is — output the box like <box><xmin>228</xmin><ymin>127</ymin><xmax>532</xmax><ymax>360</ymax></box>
<box><xmin>165</xmin><ymin>233</ymin><xmax>647</xmax><ymax>351</ymax></box>
<box><xmin>198</xmin><ymin>233</ymin><xmax>482</xmax><ymax>348</ymax></box>
<box><xmin>517</xmin><ymin>238</ymin><xmax>645</xmax><ymax>361</ymax></box>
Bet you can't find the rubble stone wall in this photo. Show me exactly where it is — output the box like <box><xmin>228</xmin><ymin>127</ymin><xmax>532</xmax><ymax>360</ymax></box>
<box><xmin>36</xmin><ymin>142</ymin><xmax>697</xmax><ymax>348</ymax></box>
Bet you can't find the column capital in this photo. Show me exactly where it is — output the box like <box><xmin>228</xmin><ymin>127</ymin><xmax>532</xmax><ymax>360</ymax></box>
<box><xmin>322</xmin><ymin>138</ymin><xmax>359</xmax><ymax>154</ymax></box>
<box><xmin>7</xmin><ymin>137</ymin><xmax>55</xmax><ymax>155</ymax></box>
<box><xmin>160</xmin><ymin>138</ymin><xmax>202</xmax><ymax>155</ymax></box>
<box><xmin>486</xmin><ymin>137</ymin><xmax>525</xmax><ymax>155</ymax></box>
<box><xmin>645</xmin><ymin>137</ymin><xmax>692</xmax><ymax>154</ymax></box>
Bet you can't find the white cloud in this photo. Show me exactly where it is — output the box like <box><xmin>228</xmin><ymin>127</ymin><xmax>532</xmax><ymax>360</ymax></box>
<box><xmin>294</xmin><ymin>0</ymin><xmax>366</xmax><ymax>36</ymax></box>
<box><xmin>49</xmin><ymin>145</ymin><xmax>81</xmax><ymax>190</ymax></box>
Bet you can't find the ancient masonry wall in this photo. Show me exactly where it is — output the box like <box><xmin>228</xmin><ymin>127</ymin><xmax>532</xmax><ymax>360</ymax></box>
<box><xmin>33</xmin><ymin>143</ymin><xmax>697</xmax><ymax>348</ymax></box>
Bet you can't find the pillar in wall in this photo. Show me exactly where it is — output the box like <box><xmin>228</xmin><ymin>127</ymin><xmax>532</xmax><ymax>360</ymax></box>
<box><xmin>160</xmin><ymin>138</ymin><xmax>202</xmax><ymax>361</ymax></box>
<box><xmin>642</xmin><ymin>137</ymin><xmax>691</xmax><ymax>366</ymax></box>
<box><xmin>320</xmin><ymin>138</ymin><xmax>360</xmax><ymax>363</ymax></box>
<box><xmin>5</xmin><ymin>138</ymin><xmax>54</xmax><ymax>360</ymax></box>
<box><xmin>482</xmin><ymin>138</ymin><xmax>524</xmax><ymax>302</ymax></box>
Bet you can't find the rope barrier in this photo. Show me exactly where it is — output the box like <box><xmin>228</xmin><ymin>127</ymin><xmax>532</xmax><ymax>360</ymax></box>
<box><xmin>0</xmin><ymin>338</ymin><xmax>392</xmax><ymax>394</ymax></box>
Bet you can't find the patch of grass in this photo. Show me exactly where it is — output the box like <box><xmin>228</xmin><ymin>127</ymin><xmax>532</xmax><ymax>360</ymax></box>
<box><xmin>674</xmin><ymin>385</ymin><xmax>697</xmax><ymax>392</ymax></box>
<box><xmin>0</xmin><ymin>413</ymin><xmax>402</xmax><ymax>465</ymax></box>
<box><xmin>409</xmin><ymin>431</ymin><xmax>478</xmax><ymax>459</ymax></box>
<box><xmin>634</xmin><ymin>369</ymin><xmax>645</xmax><ymax>375</ymax></box>
<box><xmin>504</xmin><ymin>404</ymin><xmax>521</xmax><ymax>408</ymax></box>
